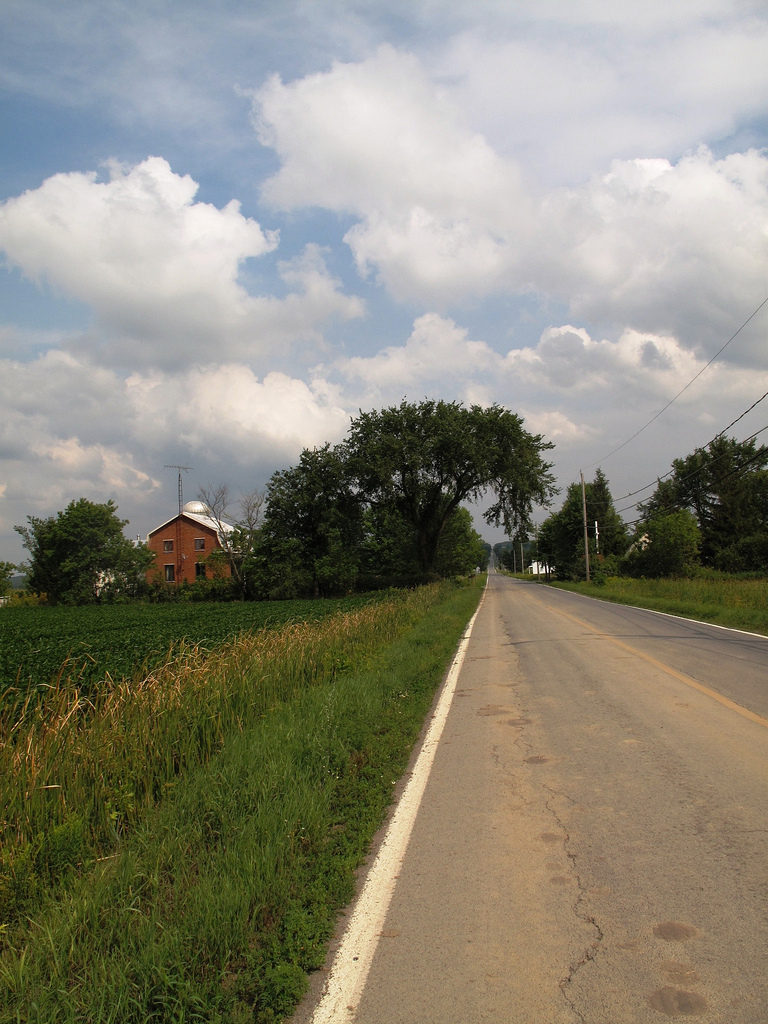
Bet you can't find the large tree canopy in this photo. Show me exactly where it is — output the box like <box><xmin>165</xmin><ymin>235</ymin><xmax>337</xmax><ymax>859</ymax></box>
<box><xmin>640</xmin><ymin>435</ymin><xmax>768</xmax><ymax>570</ymax></box>
<box><xmin>360</xmin><ymin>503</ymin><xmax>489</xmax><ymax>584</ymax></box>
<box><xmin>258</xmin><ymin>444</ymin><xmax>364</xmax><ymax>598</ymax></box>
<box><xmin>15</xmin><ymin>498</ymin><xmax>153</xmax><ymax>604</ymax></box>
<box><xmin>344</xmin><ymin>400</ymin><xmax>556</xmax><ymax>573</ymax></box>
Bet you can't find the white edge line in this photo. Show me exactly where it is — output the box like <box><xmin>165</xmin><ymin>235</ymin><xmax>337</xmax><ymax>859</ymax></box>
<box><xmin>534</xmin><ymin>580</ymin><xmax>768</xmax><ymax>641</ymax></box>
<box><xmin>310</xmin><ymin>580</ymin><xmax>487</xmax><ymax>1024</ymax></box>
<box><xmin>623</xmin><ymin>602</ymin><xmax>768</xmax><ymax>641</ymax></box>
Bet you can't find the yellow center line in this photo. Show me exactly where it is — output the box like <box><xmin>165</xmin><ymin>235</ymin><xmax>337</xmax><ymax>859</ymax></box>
<box><xmin>528</xmin><ymin>595</ymin><xmax>768</xmax><ymax>731</ymax></box>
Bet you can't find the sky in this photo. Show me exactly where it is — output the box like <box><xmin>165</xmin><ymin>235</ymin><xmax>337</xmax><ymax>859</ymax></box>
<box><xmin>2</xmin><ymin>0</ymin><xmax>768</xmax><ymax>562</ymax></box>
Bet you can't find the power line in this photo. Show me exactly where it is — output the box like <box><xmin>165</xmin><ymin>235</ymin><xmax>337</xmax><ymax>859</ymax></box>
<box><xmin>580</xmin><ymin>294</ymin><xmax>768</xmax><ymax>474</ymax></box>
<box><xmin>622</xmin><ymin>433</ymin><xmax>768</xmax><ymax>529</ymax></box>
<box><xmin>610</xmin><ymin>385</ymin><xmax>768</xmax><ymax>511</ymax></box>
<box><xmin>720</xmin><ymin>386</ymin><xmax>768</xmax><ymax>436</ymax></box>
<box><xmin>614</xmin><ymin>423</ymin><xmax>768</xmax><ymax>516</ymax></box>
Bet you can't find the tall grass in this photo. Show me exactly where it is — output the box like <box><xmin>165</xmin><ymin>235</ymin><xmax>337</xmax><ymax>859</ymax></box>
<box><xmin>0</xmin><ymin>586</ymin><xmax>443</xmax><ymax>924</ymax></box>
<box><xmin>0</xmin><ymin>578</ymin><xmax>484</xmax><ymax>1023</ymax></box>
<box><xmin>548</xmin><ymin>574</ymin><xmax>768</xmax><ymax>633</ymax></box>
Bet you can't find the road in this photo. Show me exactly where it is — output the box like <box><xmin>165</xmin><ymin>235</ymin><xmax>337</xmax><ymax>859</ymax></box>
<box><xmin>295</xmin><ymin>572</ymin><xmax>768</xmax><ymax>1023</ymax></box>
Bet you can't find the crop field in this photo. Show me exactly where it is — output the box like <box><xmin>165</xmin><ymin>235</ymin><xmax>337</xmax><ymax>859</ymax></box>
<box><xmin>0</xmin><ymin>595</ymin><xmax>379</xmax><ymax>702</ymax></box>
<box><xmin>0</xmin><ymin>578</ymin><xmax>485</xmax><ymax>1022</ymax></box>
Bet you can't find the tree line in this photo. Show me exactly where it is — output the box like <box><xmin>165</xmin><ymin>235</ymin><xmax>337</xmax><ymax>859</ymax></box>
<box><xmin>14</xmin><ymin>400</ymin><xmax>556</xmax><ymax>604</ymax></box>
<box><xmin>525</xmin><ymin>435</ymin><xmax>768</xmax><ymax>581</ymax></box>
<box><xmin>15</xmin><ymin>418</ymin><xmax>767</xmax><ymax>602</ymax></box>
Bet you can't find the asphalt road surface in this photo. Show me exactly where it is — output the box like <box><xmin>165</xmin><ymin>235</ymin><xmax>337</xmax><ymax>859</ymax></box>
<box><xmin>295</xmin><ymin>572</ymin><xmax>768</xmax><ymax>1023</ymax></box>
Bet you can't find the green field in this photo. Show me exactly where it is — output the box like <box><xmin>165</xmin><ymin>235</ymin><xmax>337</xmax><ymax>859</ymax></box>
<box><xmin>0</xmin><ymin>595</ymin><xmax>381</xmax><ymax>702</ymax></box>
<box><xmin>0</xmin><ymin>578</ymin><xmax>484</xmax><ymax>1023</ymax></box>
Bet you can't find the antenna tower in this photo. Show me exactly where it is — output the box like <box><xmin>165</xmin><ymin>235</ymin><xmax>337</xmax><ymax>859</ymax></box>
<box><xmin>164</xmin><ymin>465</ymin><xmax>193</xmax><ymax>516</ymax></box>
<box><xmin>164</xmin><ymin>465</ymin><xmax>193</xmax><ymax>584</ymax></box>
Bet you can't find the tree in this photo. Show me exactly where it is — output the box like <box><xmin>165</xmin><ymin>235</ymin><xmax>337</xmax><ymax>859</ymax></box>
<box><xmin>344</xmin><ymin>400</ymin><xmax>556</xmax><ymax>574</ymax></box>
<box><xmin>258</xmin><ymin>445</ymin><xmax>363</xmax><ymax>598</ymax></box>
<box><xmin>623</xmin><ymin>511</ymin><xmax>701</xmax><ymax>578</ymax></box>
<box><xmin>641</xmin><ymin>435</ymin><xmax>768</xmax><ymax>569</ymax></box>
<box><xmin>198</xmin><ymin>483</ymin><xmax>266</xmax><ymax>596</ymax></box>
<box><xmin>360</xmin><ymin>504</ymin><xmax>487</xmax><ymax>584</ymax></box>
<box><xmin>538</xmin><ymin>469</ymin><xmax>628</xmax><ymax>580</ymax></box>
<box><xmin>493</xmin><ymin>540</ymin><xmax>515</xmax><ymax>570</ymax></box>
<box><xmin>15</xmin><ymin>498</ymin><xmax>153</xmax><ymax>604</ymax></box>
<box><xmin>359</xmin><ymin>504</ymin><xmax>421</xmax><ymax>585</ymax></box>
<box><xmin>0</xmin><ymin>561</ymin><xmax>16</xmax><ymax>597</ymax></box>
<box><xmin>434</xmin><ymin>507</ymin><xmax>489</xmax><ymax>576</ymax></box>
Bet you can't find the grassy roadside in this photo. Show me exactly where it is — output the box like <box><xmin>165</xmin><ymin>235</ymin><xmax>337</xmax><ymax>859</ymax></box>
<box><xmin>0</xmin><ymin>578</ymin><xmax>483</xmax><ymax>1023</ymax></box>
<box><xmin>543</xmin><ymin>575</ymin><xmax>768</xmax><ymax>635</ymax></box>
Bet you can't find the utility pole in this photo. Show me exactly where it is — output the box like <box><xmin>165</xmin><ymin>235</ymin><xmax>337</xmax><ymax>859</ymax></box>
<box><xmin>580</xmin><ymin>471</ymin><xmax>590</xmax><ymax>583</ymax></box>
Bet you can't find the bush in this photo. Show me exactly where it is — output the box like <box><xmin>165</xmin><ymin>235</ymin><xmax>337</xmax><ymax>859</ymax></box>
<box><xmin>622</xmin><ymin>511</ymin><xmax>701</xmax><ymax>578</ymax></box>
<box><xmin>713</xmin><ymin>532</ymin><xmax>768</xmax><ymax>573</ymax></box>
<box><xmin>588</xmin><ymin>553</ymin><xmax>623</xmax><ymax>586</ymax></box>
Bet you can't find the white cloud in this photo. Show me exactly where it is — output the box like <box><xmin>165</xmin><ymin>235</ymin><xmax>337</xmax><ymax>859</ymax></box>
<box><xmin>436</xmin><ymin>11</ymin><xmax>768</xmax><ymax>183</ymax></box>
<box><xmin>254</xmin><ymin>53</ymin><xmax>768</xmax><ymax>345</ymax></box>
<box><xmin>519</xmin><ymin>409</ymin><xmax>597</xmax><ymax>445</ymax></box>
<box><xmin>127</xmin><ymin>364</ymin><xmax>351</xmax><ymax>462</ymax></box>
<box><xmin>0</xmin><ymin>157</ymin><xmax>275</xmax><ymax>325</ymax></box>
<box><xmin>257</xmin><ymin>46</ymin><xmax>520</xmax><ymax>218</ymax></box>
<box><xmin>0</xmin><ymin>350</ymin><xmax>133</xmax><ymax>450</ymax></box>
<box><xmin>0</xmin><ymin>158</ymin><xmax>364</xmax><ymax>370</ymax></box>
<box><xmin>0</xmin><ymin>359</ymin><xmax>162</xmax><ymax>548</ymax></box>
<box><xmin>337</xmin><ymin>312</ymin><xmax>498</xmax><ymax>389</ymax></box>
<box><xmin>3</xmin><ymin>2</ymin><xmax>768</xmax><ymax>558</ymax></box>
<box><xmin>334</xmin><ymin>314</ymin><xmax>758</xmax><ymax>444</ymax></box>
<box><xmin>0</xmin><ymin>351</ymin><xmax>352</xmax><ymax>481</ymax></box>
<box><xmin>30</xmin><ymin>437</ymin><xmax>159</xmax><ymax>495</ymax></box>
<box><xmin>255</xmin><ymin>46</ymin><xmax>529</xmax><ymax>303</ymax></box>
<box><xmin>336</xmin><ymin>314</ymin><xmax>721</xmax><ymax>402</ymax></box>
<box><xmin>500</xmin><ymin>325</ymin><xmax>715</xmax><ymax>406</ymax></box>
<box><xmin>537</xmin><ymin>148</ymin><xmax>768</xmax><ymax>353</ymax></box>
<box><xmin>0</xmin><ymin>308</ymin><xmax>762</xmax><ymax>559</ymax></box>
<box><xmin>0</xmin><ymin>349</ymin><xmax>354</xmax><ymax>552</ymax></box>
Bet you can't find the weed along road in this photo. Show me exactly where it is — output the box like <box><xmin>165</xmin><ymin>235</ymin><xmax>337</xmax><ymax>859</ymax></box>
<box><xmin>294</xmin><ymin>571</ymin><xmax>768</xmax><ymax>1024</ymax></box>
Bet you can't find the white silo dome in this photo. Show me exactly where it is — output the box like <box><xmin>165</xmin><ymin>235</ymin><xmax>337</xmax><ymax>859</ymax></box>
<box><xmin>183</xmin><ymin>500</ymin><xmax>210</xmax><ymax>515</ymax></box>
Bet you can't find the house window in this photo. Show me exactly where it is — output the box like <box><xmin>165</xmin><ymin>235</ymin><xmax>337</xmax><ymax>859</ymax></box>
<box><xmin>163</xmin><ymin>540</ymin><xmax>174</xmax><ymax>552</ymax></box>
<box><xmin>194</xmin><ymin>538</ymin><xmax>205</xmax><ymax>551</ymax></box>
<box><xmin>195</xmin><ymin>562</ymin><xmax>206</xmax><ymax>579</ymax></box>
<box><xmin>164</xmin><ymin>564</ymin><xmax>175</xmax><ymax>582</ymax></box>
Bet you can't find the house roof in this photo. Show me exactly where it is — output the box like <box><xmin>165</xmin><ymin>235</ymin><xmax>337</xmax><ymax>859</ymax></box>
<box><xmin>147</xmin><ymin>506</ymin><xmax>234</xmax><ymax>545</ymax></box>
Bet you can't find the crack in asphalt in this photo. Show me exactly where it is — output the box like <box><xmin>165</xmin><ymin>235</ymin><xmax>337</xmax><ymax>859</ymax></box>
<box><xmin>499</xmin><ymin>613</ymin><xmax>606</xmax><ymax>1020</ymax></box>
<box><xmin>543</xmin><ymin>783</ymin><xmax>605</xmax><ymax>1024</ymax></box>
<box><xmin>500</xmin><ymin>605</ymin><xmax>605</xmax><ymax>1022</ymax></box>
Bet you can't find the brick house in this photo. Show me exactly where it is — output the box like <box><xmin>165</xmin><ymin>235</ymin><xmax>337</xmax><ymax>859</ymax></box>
<box><xmin>146</xmin><ymin>500</ymin><xmax>233</xmax><ymax>585</ymax></box>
